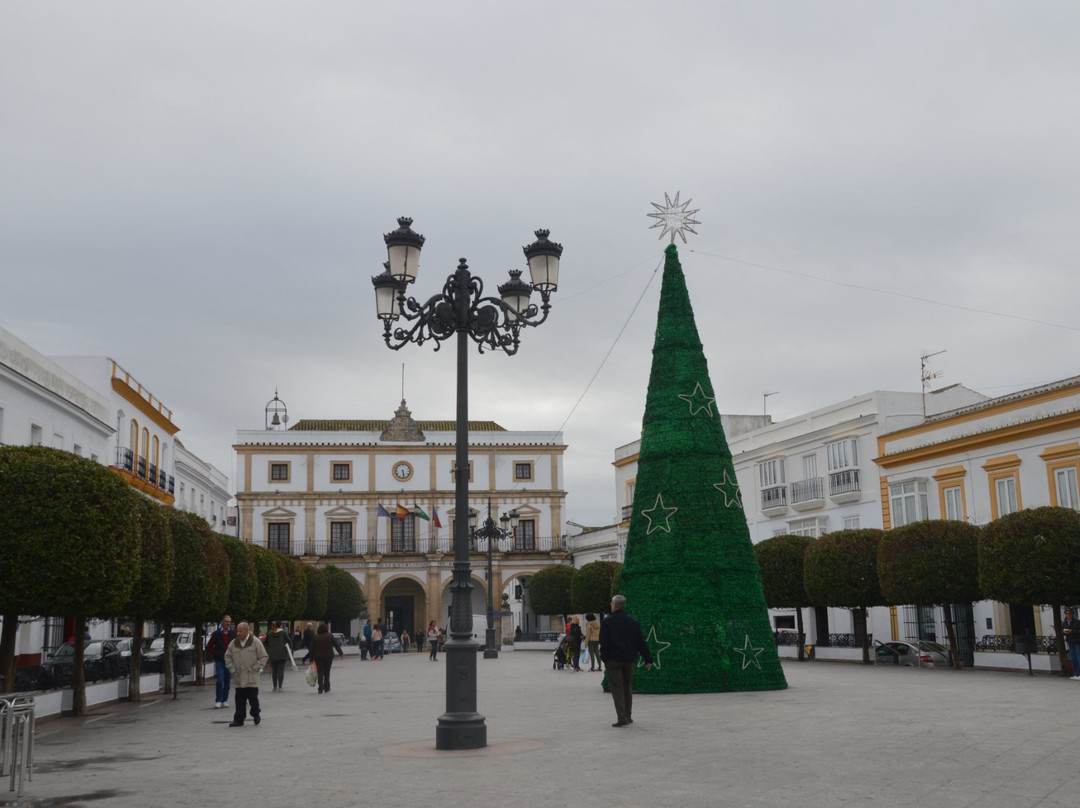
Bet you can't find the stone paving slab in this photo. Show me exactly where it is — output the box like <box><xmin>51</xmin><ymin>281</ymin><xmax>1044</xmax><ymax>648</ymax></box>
<box><xmin>4</xmin><ymin>653</ymin><xmax>1078</xmax><ymax>808</ymax></box>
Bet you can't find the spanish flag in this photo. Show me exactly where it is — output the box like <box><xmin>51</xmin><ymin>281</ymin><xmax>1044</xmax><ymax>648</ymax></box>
<box><xmin>395</xmin><ymin>503</ymin><xmax>409</xmax><ymax>518</ymax></box>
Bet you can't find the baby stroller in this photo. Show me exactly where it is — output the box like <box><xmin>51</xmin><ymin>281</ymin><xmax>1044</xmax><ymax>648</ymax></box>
<box><xmin>553</xmin><ymin>637</ymin><xmax>574</xmax><ymax>670</ymax></box>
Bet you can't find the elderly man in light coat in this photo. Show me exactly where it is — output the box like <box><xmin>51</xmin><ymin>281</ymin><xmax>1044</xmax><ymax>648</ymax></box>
<box><xmin>224</xmin><ymin>621</ymin><xmax>268</xmax><ymax>727</ymax></box>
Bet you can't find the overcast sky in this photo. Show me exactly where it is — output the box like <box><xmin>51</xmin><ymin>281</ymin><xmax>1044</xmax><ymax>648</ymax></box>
<box><xmin>3</xmin><ymin>3</ymin><xmax>1079</xmax><ymax>528</ymax></box>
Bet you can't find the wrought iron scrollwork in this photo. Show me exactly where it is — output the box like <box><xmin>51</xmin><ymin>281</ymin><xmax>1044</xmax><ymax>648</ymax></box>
<box><xmin>383</xmin><ymin>258</ymin><xmax>552</xmax><ymax>356</ymax></box>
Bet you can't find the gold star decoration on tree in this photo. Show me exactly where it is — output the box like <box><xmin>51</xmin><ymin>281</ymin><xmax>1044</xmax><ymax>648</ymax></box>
<box><xmin>713</xmin><ymin>470</ymin><xmax>742</xmax><ymax>508</ymax></box>
<box><xmin>677</xmin><ymin>381</ymin><xmax>716</xmax><ymax>417</ymax></box>
<box><xmin>641</xmin><ymin>493</ymin><xmax>678</xmax><ymax>535</ymax></box>
<box><xmin>732</xmin><ymin>634</ymin><xmax>764</xmax><ymax>670</ymax></box>
<box><xmin>640</xmin><ymin>624</ymin><xmax>672</xmax><ymax>669</ymax></box>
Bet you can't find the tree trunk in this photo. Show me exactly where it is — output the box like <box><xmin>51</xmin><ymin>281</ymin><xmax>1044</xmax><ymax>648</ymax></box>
<box><xmin>1052</xmin><ymin>608</ymin><xmax>1069</xmax><ymax>676</ymax></box>
<box><xmin>796</xmin><ymin>608</ymin><xmax>805</xmax><ymax>662</ymax></box>
<box><xmin>71</xmin><ymin>616</ymin><xmax>86</xmax><ymax>716</ymax></box>
<box><xmin>942</xmin><ymin>603</ymin><xmax>961</xmax><ymax>670</ymax></box>
<box><xmin>128</xmin><ymin>621</ymin><xmax>144</xmax><ymax>701</ymax></box>
<box><xmin>162</xmin><ymin>619</ymin><xmax>174</xmax><ymax>695</ymax></box>
<box><xmin>0</xmin><ymin>613</ymin><xmax>18</xmax><ymax>693</ymax></box>
<box><xmin>194</xmin><ymin>625</ymin><xmax>206</xmax><ymax>686</ymax></box>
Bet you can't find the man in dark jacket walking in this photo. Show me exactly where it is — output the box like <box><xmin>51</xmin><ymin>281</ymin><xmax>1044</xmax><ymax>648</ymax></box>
<box><xmin>205</xmin><ymin>615</ymin><xmax>235</xmax><ymax>709</ymax></box>
<box><xmin>599</xmin><ymin>594</ymin><xmax>653</xmax><ymax>727</ymax></box>
<box><xmin>1064</xmin><ymin>609</ymin><xmax>1080</xmax><ymax>679</ymax></box>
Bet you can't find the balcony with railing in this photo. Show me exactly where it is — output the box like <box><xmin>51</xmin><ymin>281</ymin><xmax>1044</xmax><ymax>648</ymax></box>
<box><xmin>790</xmin><ymin>477</ymin><xmax>825</xmax><ymax>511</ymax></box>
<box><xmin>280</xmin><ymin>534</ymin><xmax>567</xmax><ymax>557</ymax></box>
<box><xmin>760</xmin><ymin>485</ymin><xmax>787</xmax><ymax>515</ymax></box>
<box><xmin>116</xmin><ymin>446</ymin><xmax>134</xmax><ymax>472</ymax></box>
<box><xmin>829</xmin><ymin>469</ymin><xmax>861</xmax><ymax>503</ymax></box>
<box><xmin>621</xmin><ymin>504</ymin><xmax>634</xmax><ymax>522</ymax></box>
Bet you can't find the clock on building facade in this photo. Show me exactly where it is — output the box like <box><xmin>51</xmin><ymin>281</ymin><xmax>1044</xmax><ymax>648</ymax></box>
<box><xmin>393</xmin><ymin>461</ymin><xmax>413</xmax><ymax>482</ymax></box>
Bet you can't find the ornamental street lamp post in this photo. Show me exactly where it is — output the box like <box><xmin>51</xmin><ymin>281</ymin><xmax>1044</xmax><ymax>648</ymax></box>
<box><xmin>371</xmin><ymin>217</ymin><xmax>562</xmax><ymax>750</ymax></box>
<box><xmin>469</xmin><ymin>501</ymin><xmax>519</xmax><ymax>660</ymax></box>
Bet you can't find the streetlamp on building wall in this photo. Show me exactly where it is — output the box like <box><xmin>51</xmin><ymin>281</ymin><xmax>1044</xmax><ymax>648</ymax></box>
<box><xmin>469</xmin><ymin>502</ymin><xmax>519</xmax><ymax>661</ymax></box>
<box><xmin>371</xmin><ymin>217</ymin><xmax>562</xmax><ymax>751</ymax></box>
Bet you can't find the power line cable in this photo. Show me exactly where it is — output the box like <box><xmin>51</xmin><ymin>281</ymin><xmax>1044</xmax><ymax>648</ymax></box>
<box><xmin>690</xmin><ymin>249</ymin><xmax>1080</xmax><ymax>333</ymax></box>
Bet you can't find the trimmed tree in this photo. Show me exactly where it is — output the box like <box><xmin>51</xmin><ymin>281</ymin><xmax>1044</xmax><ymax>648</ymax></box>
<box><xmin>123</xmin><ymin>498</ymin><xmax>175</xmax><ymax>700</ymax></box>
<box><xmin>980</xmin><ymin>507</ymin><xmax>1080</xmax><ymax>674</ymax></box>
<box><xmin>158</xmin><ymin>510</ymin><xmax>229</xmax><ymax>693</ymax></box>
<box><xmin>269</xmin><ymin>553</ymin><xmax>291</xmax><ymax>631</ymax></box>
<box><xmin>526</xmin><ymin>565</ymin><xmax>575</xmax><ymax>620</ymax></box>
<box><xmin>804</xmin><ymin>529</ymin><xmax>886</xmax><ymax>664</ymax></box>
<box><xmin>283</xmin><ymin>558</ymin><xmax>309</xmax><ymax>620</ymax></box>
<box><xmin>250</xmin><ymin>545</ymin><xmax>281</xmax><ymax>626</ymax></box>
<box><xmin>304</xmin><ymin>565</ymin><xmax>328</xmax><ymax>621</ymax></box>
<box><xmin>754</xmin><ymin>534</ymin><xmax>815</xmax><ymax>661</ymax></box>
<box><xmin>878</xmin><ymin>520</ymin><xmax>982</xmax><ymax>669</ymax></box>
<box><xmin>219</xmin><ymin>535</ymin><xmax>259</xmax><ymax>623</ymax></box>
<box><xmin>0</xmin><ymin>447</ymin><xmax>141</xmax><ymax>712</ymax></box>
<box><xmin>324</xmin><ymin>565</ymin><xmax>365</xmax><ymax>626</ymax></box>
<box><xmin>570</xmin><ymin>561</ymin><xmax>622</xmax><ymax>616</ymax></box>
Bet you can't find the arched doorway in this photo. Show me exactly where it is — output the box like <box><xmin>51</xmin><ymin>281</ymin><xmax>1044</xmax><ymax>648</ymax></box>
<box><xmin>381</xmin><ymin>575</ymin><xmax>427</xmax><ymax>641</ymax></box>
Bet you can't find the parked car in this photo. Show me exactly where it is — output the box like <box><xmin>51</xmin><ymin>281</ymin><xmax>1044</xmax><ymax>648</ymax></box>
<box><xmin>383</xmin><ymin>631</ymin><xmax>402</xmax><ymax>653</ymax></box>
<box><xmin>41</xmin><ymin>640</ymin><xmax>125</xmax><ymax>685</ymax></box>
<box><xmin>143</xmin><ymin>627</ymin><xmax>197</xmax><ymax>672</ymax></box>
<box><xmin>331</xmin><ymin>632</ymin><xmax>357</xmax><ymax>649</ymax></box>
<box><xmin>875</xmin><ymin>640</ymin><xmax>952</xmax><ymax>668</ymax></box>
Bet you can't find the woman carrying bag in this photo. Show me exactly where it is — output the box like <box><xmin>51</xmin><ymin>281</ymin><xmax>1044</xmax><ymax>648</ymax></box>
<box><xmin>264</xmin><ymin>621</ymin><xmax>295</xmax><ymax>692</ymax></box>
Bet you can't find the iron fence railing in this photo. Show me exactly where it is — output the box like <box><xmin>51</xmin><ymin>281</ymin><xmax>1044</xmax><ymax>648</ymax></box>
<box><xmin>829</xmin><ymin>469</ymin><xmax>860</xmax><ymax>496</ymax></box>
<box><xmin>270</xmin><ymin>535</ymin><xmax>568</xmax><ymax>557</ymax></box>
<box><xmin>974</xmin><ymin>634</ymin><xmax>1058</xmax><ymax>653</ymax></box>
<box><xmin>790</xmin><ymin>477</ymin><xmax>824</xmax><ymax>505</ymax></box>
<box><xmin>761</xmin><ymin>485</ymin><xmax>787</xmax><ymax>510</ymax></box>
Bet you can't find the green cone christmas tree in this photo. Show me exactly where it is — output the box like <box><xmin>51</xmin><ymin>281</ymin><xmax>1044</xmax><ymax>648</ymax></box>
<box><xmin>618</xmin><ymin>242</ymin><xmax>786</xmax><ymax>693</ymax></box>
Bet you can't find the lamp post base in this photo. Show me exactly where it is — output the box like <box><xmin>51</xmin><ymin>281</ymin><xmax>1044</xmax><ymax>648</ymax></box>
<box><xmin>435</xmin><ymin>714</ymin><xmax>487</xmax><ymax>750</ymax></box>
<box><xmin>483</xmin><ymin>627</ymin><xmax>499</xmax><ymax>659</ymax></box>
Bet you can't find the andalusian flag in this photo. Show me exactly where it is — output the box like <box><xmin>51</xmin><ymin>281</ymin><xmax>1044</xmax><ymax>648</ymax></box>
<box><xmin>376</xmin><ymin>503</ymin><xmax>392</xmax><ymax>518</ymax></box>
<box><xmin>432</xmin><ymin>506</ymin><xmax>443</xmax><ymax>529</ymax></box>
<box><xmin>413</xmin><ymin>504</ymin><xmax>430</xmax><ymax>521</ymax></box>
<box><xmin>395</xmin><ymin>503</ymin><xmax>409</xmax><ymax>518</ymax></box>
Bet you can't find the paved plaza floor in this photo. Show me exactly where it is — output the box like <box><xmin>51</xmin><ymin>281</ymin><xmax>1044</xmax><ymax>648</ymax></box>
<box><xmin>4</xmin><ymin>650</ymin><xmax>1078</xmax><ymax>808</ymax></box>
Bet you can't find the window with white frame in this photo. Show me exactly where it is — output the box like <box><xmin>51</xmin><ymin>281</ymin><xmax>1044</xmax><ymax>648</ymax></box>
<box><xmin>843</xmin><ymin>515</ymin><xmax>861</xmax><ymax>530</ymax></box>
<box><xmin>803</xmin><ymin>454</ymin><xmax>818</xmax><ymax>478</ymax></box>
<box><xmin>1056</xmin><ymin>467</ymin><xmax>1080</xmax><ymax>511</ymax></box>
<box><xmin>30</xmin><ymin>424</ymin><xmax>43</xmax><ymax>446</ymax></box>
<box><xmin>759</xmin><ymin>458</ymin><xmax>786</xmax><ymax>488</ymax></box>
<box><xmin>787</xmin><ymin>517</ymin><xmax>827</xmax><ymax>537</ymax></box>
<box><xmin>943</xmin><ymin>485</ymin><xmax>964</xmax><ymax>520</ymax></box>
<box><xmin>889</xmin><ymin>480</ymin><xmax>928</xmax><ymax>527</ymax></box>
<box><xmin>826</xmin><ymin>438</ymin><xmax>858</xmax><ymax>471</ymax></box>
<box><xmin>995</xmin><ymin>477</ymin><xmax>1018</xmax><ymax>516</ymax></box>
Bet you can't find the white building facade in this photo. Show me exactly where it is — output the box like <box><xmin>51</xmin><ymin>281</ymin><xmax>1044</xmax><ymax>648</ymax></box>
<box><xmin>234</xmin><ymin>399</ymin><xmax>571</xmax><ymax>642</ymax></box>
<box><xmin>877</xmin><ymin>375</ymin><xmax>1080</xmax><ymax>661</ymax></box>
<box><xmin>0</xmin><ymin>328</ymin><xmax>230</xmax><ymax>667</ymax></box>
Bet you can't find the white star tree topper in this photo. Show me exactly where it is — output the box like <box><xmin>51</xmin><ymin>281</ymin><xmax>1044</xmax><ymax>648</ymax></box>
<box><xmin>647</xmin><ymin>191</ymin><xmax>701</xmax><ymax>244</ymax></box>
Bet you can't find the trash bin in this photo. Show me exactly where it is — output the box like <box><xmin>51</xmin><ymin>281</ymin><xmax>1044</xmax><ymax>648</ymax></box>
<box><xmin>1013</xmin><ymin>635</ymin><xmax>1037</xmax><ymax>656</ymax></box>
<box><xmin>805</xmin><ymin>644</ymin><xmax>815</xmax><ymax>660</ymax></box>
<box><xmin>174</xmin><ymin>650</ymin><xmax>194</xmax><ymax>677</ymax></box>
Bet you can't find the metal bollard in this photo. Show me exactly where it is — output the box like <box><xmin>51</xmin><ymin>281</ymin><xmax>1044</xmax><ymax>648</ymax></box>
<box><xmin>7</xmin><ymin>711</ymin><xmax>31</xmax><ymax>797</ymax></box>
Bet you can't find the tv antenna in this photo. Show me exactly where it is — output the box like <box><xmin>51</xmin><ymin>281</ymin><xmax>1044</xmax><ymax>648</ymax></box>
<box><xmin>921</xmin><ymin>350</ymin><xmax>946</xmax><ymax>416</ymax></box>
